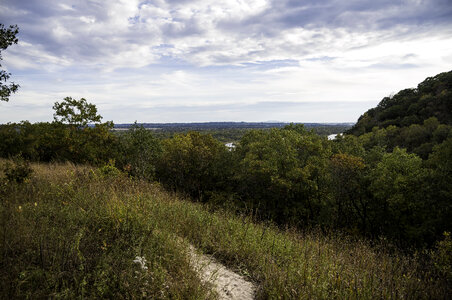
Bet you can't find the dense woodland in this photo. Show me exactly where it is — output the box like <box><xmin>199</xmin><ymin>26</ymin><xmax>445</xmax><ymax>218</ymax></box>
<box><xmin>1</xmin><ymin>71</ymin><xmax>451</xmax><ymax>252</ymax></box>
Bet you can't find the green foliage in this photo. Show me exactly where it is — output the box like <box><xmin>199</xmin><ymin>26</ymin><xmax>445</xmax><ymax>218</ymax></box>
<box><xmin>1</xmin><ymin>116</ymin><xmax>449</xmax><ymax>248</ymax></box>
<box><xmin>352</xmin><ymin>117</ymin><xmax>452</xmax><ymax>159</ymax></box>
<box><xmin>0</xmin><ymin>121</ymin><xmax>117</xmax><ymax>165</ymax></box>
<box><xmin>332</xmin><ymin>134</ymin><xmax>366</xmax><ymax>157</ymax></box>
<box><xmin>116</xmin><ymin>123</ymin><xmax>162</xmax><ymax>179</ymax></box>
<box><xmin>0</xmin><ymin>163</ymin><xmax>212</xmax><ymax>299</ymax></box>
<box><xmin>234</xmin><ymin>125</ymin><xmax>331</xmax><ymax>224</ymax></box>
<box><xmin>425</xmin><ymin>137</ymin><xmax>452</xmax><ymax>241</ymax></box>
<box><xmin>96</xmin><ymin>160</ymin><xmax>122</xmax><ymax>178</ymax></box>
<box><xmin>350</xmin><ymin>71</ymin><xmax>452</xmax><ymax>135</ymax></box>
<box><xmin>428</xmin><ymin>136</ymin><xmax>452</xmax><ymax>174</ymax></box>
<box><xmin>1</xmin><ymin>73</ymin><xmax>450</xmax><ymax>251</ymax></box>
<box><xmin>330</xmin><ymin>153</ymin><xmax>367</xmax><ymax>231</ymax></box>
<box><xmin>156</xmin><ymin>131</ymin><xmax>232</xmax><ymax>200</ymax></box>
<box><xmin>1</xmin><ymin>162</ymin><xmax>449</xmax><ymax>299</ymax></box>
<box><xmin>145</xmin><ymin>122</ymin><xmax>450</xmax><ymax>248</ymax></box>
<box><xmin>1</xmin><ymin>156</ymin><xmax>33</xmax><ymax>183</ymax></box>
<box><xmin>235</xmin><ymin>128</ymin><xmax>304</xmax><ymax>220</ymax></box>
<box><xmin>0</xmin><ymin>98</ymin><xmax>117</xmax><ymax>165</ymax></box>
<box><xmin>370</xmin><ymin>148</ymin><xmax>423</xmax><ymax>200</ymax></box>
<box><xmin>79</xmin><ymin>122</ymin><xmax>118</xmax><ymax>165</ymax></box>
<box><xmin>137</xmin><ymin>123</ymin><xmax>351</xmax><ymax>142</ymax></box>
<box><xmin>53</xmin><ymin>97</ymin><xmax>103</xmax><ymax>126</ymax></box>
<box><xmin>348</xmin><ymin>71</ymin><xmax>452</xmax><ymax>159</ymax></box>
<box><xmin>0</xmin><ymin>24</ymin><xmax>19</xmax><ymax>102</ymax></box>
<box><xmin>368</xmin><ymin>148</ymin><xmax>429</xmax><ymax>245</ymax></box>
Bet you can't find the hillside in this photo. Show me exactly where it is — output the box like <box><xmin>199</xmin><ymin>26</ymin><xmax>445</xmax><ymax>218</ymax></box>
<box><xmin>345</xmin><ymin>71</ymin><xmax>452</xmax><ymax>159</ymax></box>
<box><xmin>1</xmin><ymin>161</ymin><xmax>449</xmax><ymax>299</ymax></box>
<box><xmin>349</xmin><ymin>70</ymin><xmax>452</xmax><ymax>135</ymax></box>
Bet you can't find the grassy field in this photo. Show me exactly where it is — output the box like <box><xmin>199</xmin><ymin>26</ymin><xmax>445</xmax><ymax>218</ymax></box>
<box><xmin>0</xmin><ymin>160</ymin><xmax>449</xmax><ymax>299</ymax></box>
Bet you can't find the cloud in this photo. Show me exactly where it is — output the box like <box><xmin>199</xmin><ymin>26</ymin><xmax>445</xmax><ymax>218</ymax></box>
<box><xmin>0</xmin><ymin>0</ymin><xmax>451</xmax><ymax>123</ymax></box>
<box><xmin>95</xmin><ymin>99</ymin><xmax>378</xmax><ymax>123</ymax></box>
<box><xmin>2</xmin><ymin>0</ymin><xmax>450</xmax><ymax>69</ymax></box>
<box><xmin>267</xmin><ymin>0</ymin><xmax>452</xmax><ymax>31</ymax></box>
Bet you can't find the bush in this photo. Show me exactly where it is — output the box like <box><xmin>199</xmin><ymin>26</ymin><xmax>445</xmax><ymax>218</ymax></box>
<box><xmin>97</xmin><ymin>160</ymin><xmax>122</xmax><ymax>178</ymax></box>
<box><xmin>116</xmin><ymin>124</ymin><xmax>161</xmax><ymax>180</ymax></box>
<box><xmin>2</xmin><ymin>156</ymin><xmax>33</xmax><ymax>183</ymax></box>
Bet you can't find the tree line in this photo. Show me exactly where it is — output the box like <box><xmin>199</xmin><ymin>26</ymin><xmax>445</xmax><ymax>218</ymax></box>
<box><xmin>1</xmin><ymin>94</ymin><xmax>451</xmax><ymax>249</ymax></box>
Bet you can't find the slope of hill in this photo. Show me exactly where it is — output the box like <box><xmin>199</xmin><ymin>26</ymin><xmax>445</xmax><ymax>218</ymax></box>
<box><xmin>349</xmin><ymin>70</ymin><xmax>452</xmax><ymax>135</ymax></box>
<box><xmin>0</xmin><ymin>160</ymin><xmax>449</xmax><ymax>298</ymax></box>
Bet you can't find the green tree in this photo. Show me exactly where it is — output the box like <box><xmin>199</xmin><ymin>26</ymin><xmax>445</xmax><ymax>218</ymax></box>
<box><xmin>332</xmin><ymin>134</ymin><xmax>365</xmax><ymax>157</ymax></box>
<box><xmin>235</xmin><ymin>129</ymin><xmax>304</xmax><ymax>221</ymax></box>
<box><xmin>51</xmin><ymin>97</ymin><xmax>115</xmax><ymax>165</ymax></box>
<box><xmin>0</xmin><ymin>24</ymin><xmax>19</xmax><ymax>102</ymax></box>
<box><xmin>53</xmin><ymin>97</ymin><xmax>102</xmax><ymax>126</ymax></box>
<box><xmin>426</xmin><ymin>137</ymin><xmax>452</xmax><ymax>242</ymax></box>
<box><xmin>117</xmin><ymin>123</ymin><xmax>162</xmax><ymax>179</ymax></box>
<box><xmin>235</xmin><ymin>126</ymin><xmax>331</xmax><ymax>224</ymax></box>
<box><xmin>368</xmin><ymin>148</ymin><xmax>428</xmax><ymax>245</ymax></box>
<box><xmin>156</xmin><ymin>132</ymin><xmax>231</xmax><ymax>200</ymax></box>
<box><xmin>330</xmin><ymin>153</ymin><xmax>367</xmax><ymax>232</ymax></box>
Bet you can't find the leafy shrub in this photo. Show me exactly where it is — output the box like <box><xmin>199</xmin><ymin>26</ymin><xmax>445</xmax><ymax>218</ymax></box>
<box><xmin>97</xmin><ymin>160</ymin><xmax>122</xmax><ymax>178</ymax></box>
<box><xmin>156</xmin><ymin>131</ymin><xmax>231</xmax><ymax>200</ymax></box>
<box><xmin>116</xmin><ymin>124</ymin><xmax>161</xmax><ymax>180</ymax></box>
<box><xmin>2</xmin><ymin>156</ymin><xmax>33</xmax><ymax>183</ymax></box>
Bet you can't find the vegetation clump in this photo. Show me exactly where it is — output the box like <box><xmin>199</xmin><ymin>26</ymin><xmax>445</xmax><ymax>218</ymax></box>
<box><xmin>0</xmin><ymin>162</ymin><xmax>213</xmax><ymax>299</ymax></box>
<box><xmin>348</xmin><ymin>70</ymin><xmax>452</xmax><ymax>158</ymax></box>
<box><xmin>0</xmin><ymin>162</ymin><xmax>449</xmax><ymax>298</ymax></box>
<box><xmin>1</xmin><ymin>156</ymin><xmax>33</xmax><ymax>184</ymax></box>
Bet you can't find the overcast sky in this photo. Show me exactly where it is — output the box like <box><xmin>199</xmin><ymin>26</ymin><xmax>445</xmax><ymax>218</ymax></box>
<box><xmin>1</xmin><ymin>0</ymin><xmax>451</xmax><ymax>123</ymax></box>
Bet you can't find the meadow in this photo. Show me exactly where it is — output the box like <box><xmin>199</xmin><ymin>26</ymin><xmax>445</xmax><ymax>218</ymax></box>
<box><xmin>1</xmin><ymin>160</ymin><xmax>449</xmax><ymax>299</ymax></box>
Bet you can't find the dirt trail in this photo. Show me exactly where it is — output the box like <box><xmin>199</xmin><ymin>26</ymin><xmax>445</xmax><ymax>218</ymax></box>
<box><xmin>188</xmin><ymin>245</ymin><xmax>255</xmax><ymax>300</ymax></box>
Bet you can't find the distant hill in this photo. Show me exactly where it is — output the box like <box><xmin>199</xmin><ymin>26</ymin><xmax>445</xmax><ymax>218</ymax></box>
<box><xmin>112</xmin><ymin>122</ymin><xmax>353</xmax><ymax>142</ymax></box>
<box><xmin>114</xmin><ymin>122</ymin><xmax>354</xmax><ymax>131</ymax></box>
<box><xmin>348</xmin><ymin>70</ymin><xmax>452</xmax><ymax>135</ymax></box>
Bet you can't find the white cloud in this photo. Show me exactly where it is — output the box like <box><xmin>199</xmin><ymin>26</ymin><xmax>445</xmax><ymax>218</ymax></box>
<box><xmin>79</xmin><ymin>16</ymin><xmax>96</xmax><ymax>24</ymax></box>
<box><xmin>3</xmin><ymin>0</ymin><xmax>451</xmax><ymax>68</ymax></box>
<box><xmin>58</xmin><ymin>3</ymin><xmax>74</xmax><ymax>11</ymax></box>
<box><xmin>0</xmin><ymin>0</ymin><xmax>451</xmax><ymax>123</ymax></box>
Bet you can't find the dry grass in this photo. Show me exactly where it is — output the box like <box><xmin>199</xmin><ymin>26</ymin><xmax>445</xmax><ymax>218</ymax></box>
<box><xmin>0</xmin><ymin>161</ymin><xmax>449</xmax><ymax>299</ymax></box>
<box><xmin>0</xmin><ymin>161</ymin><xmax>213</xmax><ymax>299</ymax></box>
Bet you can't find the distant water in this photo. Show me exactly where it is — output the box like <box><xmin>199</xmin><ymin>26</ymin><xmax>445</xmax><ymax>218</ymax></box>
<box><xmin>225</xmin><ymin>142</ymin><xmax>236</xmax><ymax>149</ymax></box>
<box><xmin>328</xmin><ymin>133</ymin><xmax>342</xmax><ymax>140</ymax></box>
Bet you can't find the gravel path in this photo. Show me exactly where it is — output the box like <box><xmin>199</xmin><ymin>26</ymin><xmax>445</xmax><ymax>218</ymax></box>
<box><xmin>188</xmin><ymin>245</ymin><xmax>255</xmax><ymax>300</ymax></box>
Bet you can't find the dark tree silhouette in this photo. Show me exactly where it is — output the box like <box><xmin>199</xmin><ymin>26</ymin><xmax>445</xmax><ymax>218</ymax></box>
<box><xmin>0</xmin><ymin>24</ymin><xmax>19</xmax><ymax>102</ymax></box>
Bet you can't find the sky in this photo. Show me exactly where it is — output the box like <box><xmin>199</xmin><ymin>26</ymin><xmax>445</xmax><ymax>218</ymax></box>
<box><xmin>1</xmin><ymin>0</ymin><xmax>451</xmax><ymax>124</ymax></box>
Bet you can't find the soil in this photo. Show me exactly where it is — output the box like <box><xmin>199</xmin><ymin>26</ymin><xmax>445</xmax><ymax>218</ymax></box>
<box><xmin>188</xmin><ymin>244</ymin><xmax>255</xmax><ymax>300</ymax></box>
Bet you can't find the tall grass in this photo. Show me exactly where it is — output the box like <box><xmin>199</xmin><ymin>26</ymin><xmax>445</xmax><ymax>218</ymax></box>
<box><xmin>141</xmin><ymin>194</ymin><xmax>449</xmax><ymax>299</ymax></box>
<box><xmin>0</xmin><ymin>161</ymin><xmax>213</xmax><ymax>299</ymax></box>
<box><xmin>1</xmin><ymin>161</ymin><xmax>449</xmax><ymax>299</ymax></box>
